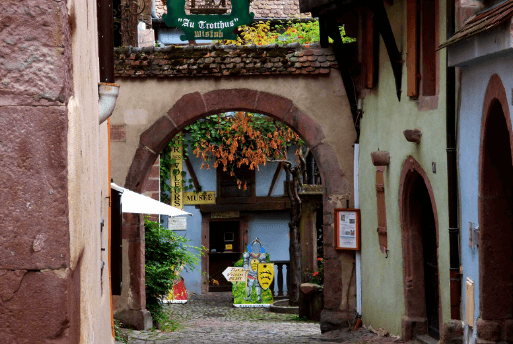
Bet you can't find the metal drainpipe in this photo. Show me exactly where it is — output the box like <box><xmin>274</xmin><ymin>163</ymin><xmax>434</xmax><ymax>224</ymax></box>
<box><xmin>151</xmin><ymin>0</ymin><xmax>158</xmax><ymax>18</ymax></box>
<box><xmin>446</xmin><ymin>0</ymin><xmax>461</xmax><ymax>320</ymax></box>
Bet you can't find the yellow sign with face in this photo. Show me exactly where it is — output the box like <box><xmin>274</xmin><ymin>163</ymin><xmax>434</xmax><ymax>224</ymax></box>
<box><xmin>250</xmin><ymin>258</ymin><xmax>259</xmax><ymax>272</ymax></box>
<box><xmin>257</xmin><ymin>263</ymin><xmax>274</xmax><ymax>290</ymax></box>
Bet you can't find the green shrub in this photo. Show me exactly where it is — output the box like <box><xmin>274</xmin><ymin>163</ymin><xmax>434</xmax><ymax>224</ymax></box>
<box><xmin>145</xmin><ymin>218</ymin><xmax>202</xmax><ymax>316</ymax></box>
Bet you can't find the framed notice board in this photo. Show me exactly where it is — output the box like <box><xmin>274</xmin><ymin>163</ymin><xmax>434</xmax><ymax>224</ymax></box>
<box><xmin>334</xmin><ymin>209</ymin><xmax>361</xmax><ymax>251</ymax></box>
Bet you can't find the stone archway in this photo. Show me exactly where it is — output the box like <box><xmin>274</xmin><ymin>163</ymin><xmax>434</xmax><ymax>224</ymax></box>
<box><xmin>118</xmin><ymin>88</ymin><xmax>355</xmax><ymax>330</ymax></box>
<box><xmin>399</xmin><ymin>156</ymin><xmax>441</xmax><ymax>341</ymax></box>
<box><xmin>476</xmin><ymin>74</ymin><xmax>513</xmax><ymax>343</ymax></box>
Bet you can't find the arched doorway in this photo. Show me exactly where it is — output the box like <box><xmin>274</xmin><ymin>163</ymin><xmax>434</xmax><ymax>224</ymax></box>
<box><xmin>477</xmin><ymin>74</ymin><xmax>513</xmax><ymax>341</ymax></box>
<box><xmin>117</xmin><ymin>88</ymin><xmax>355</xmax><ymax>329</ymax></box>
<box><xmin>400</xmin><ymin>156</ymin><xmax>441</xmax><ymax>341</ymax></box>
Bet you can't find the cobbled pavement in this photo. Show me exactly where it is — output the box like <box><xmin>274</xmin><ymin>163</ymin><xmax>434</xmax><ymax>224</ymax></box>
<box><xmin>118</xmin><ymin>292</ymin><xmax>409</xmax><ymax>344</ymax></box>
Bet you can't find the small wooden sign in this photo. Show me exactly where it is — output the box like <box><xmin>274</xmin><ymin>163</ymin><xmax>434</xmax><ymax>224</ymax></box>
<box><xmin>212</xmin><ymin>211</ymin><xmax>240</xmax><ymax>219</ymax></box>
<box><xmin>334</xmin><ymin>209</ymin><xmax>361</xmax><ymax>251</ymax></box>
<box><xmin>222</xmin><ymin>267</ymin><xmax>246</xmax><ymax>282</ymax></box>
<box><xmin>183</xmin><ymin>191</ymin><xmax>216</xmax><ymax>205</ymax></box>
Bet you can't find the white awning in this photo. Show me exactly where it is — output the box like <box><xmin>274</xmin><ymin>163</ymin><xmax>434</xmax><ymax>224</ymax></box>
<box><xmin>111</xmin><ymin>183</ymin><xmax>191</xmax><ymax>217</ymax></box>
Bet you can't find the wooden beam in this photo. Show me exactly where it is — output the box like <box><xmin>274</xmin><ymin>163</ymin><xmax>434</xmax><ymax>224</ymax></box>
<box><xmin>319</xmin><ymin>16</ymin><xmax>330</xmax><ymax>48</ymax></box>
<box><xmin>184</xmin><ymin>156</ymin><xmax>201</xmax><ymax>191</ymax></box>
<box><xmin>267</xmin><ymin>163</ymin><xmax>283</xmax><ymax>197</ymax></box>
<box><xmin>199</xmin><ymin>198</ymin><xmax>291</xmax><ymax>213</ymax></box>
<box><xmin>324</xmin><ymin>14</ymin><xmax>360</xmax><ymax>141</ymax></box>
<box><xmin>369</xmin><ymin>0</ymin><xmax>403</xmax><ymax>101</ymax></box>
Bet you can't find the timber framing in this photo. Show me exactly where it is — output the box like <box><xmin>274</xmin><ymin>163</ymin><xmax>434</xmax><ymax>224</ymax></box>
<box><xmin>198</xmin><ymin>197</ymin><xmax>291</xmax><ymax>212</ymax></box>
<box><xmin>306</xmin><ymin>0</ymin><xmax>403</xmax><ymax>101</ymax></box>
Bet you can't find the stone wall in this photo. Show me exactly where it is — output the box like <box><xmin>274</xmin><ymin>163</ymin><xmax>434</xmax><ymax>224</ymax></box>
<box><xmin>0</xmin><ymin>0</ymin><xmax>114</xmax><ymax>342</ymax></box>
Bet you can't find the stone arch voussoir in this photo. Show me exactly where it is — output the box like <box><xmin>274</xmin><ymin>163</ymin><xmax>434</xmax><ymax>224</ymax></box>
<box><xmin>126</xmin><ymin>88</ymin><xmax>337</xmax><ymax>193</ymax></box>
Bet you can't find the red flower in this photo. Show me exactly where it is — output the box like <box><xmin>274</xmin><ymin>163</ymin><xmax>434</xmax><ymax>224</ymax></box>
<box><xmin>317</xmin><ymin>258</ymin><xmax>322</xmax><ymax>261</ymax></box>
<box><xmin>312</xmin><ymin>272</ymin><xmax>319</xmax><ymax>277</ymax></box>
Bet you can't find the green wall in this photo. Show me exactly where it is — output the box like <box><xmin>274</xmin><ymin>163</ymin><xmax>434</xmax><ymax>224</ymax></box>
<box><xmin>359</xmin><ymin>0</ymin><xmax>451</xmax><ymax>335</ymax></box>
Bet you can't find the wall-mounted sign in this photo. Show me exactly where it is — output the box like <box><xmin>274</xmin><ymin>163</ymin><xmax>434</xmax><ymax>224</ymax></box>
<box><xmin>335</xmin><ymin>209</ymin><xmax>361</xmax><ymax>250</ymax></box>
<box><xmin>212</xmin><ymin>211</ymin><xmax>240</xmax><ymax>219</ymax></box>
<box><xmin>168</xmin><ymin>216</ymin><xmax>187</xmax><ymax>231</ymax></box>
<box><xmin>162</xmin><ymin>0</ymin><xmax>254</xmax><ymax>41</ymax></box>
<box><xmin>183</xmin><ymin>191</ymin><xmax>216</xmax><ymax>205</ymax></box>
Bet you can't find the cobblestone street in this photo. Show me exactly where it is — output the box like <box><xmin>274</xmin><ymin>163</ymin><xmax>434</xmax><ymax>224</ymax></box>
<box><xmin>118</xmin><ymin>293</ymin><xmax>408</xmax><ymax>344</ymax></box>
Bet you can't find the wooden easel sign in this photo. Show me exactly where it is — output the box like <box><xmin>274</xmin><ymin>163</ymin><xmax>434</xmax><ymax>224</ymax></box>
<box><xmin>334</xmin><ymin>209</ymin><xmax>361</xmax><ymax>251</ymax></box>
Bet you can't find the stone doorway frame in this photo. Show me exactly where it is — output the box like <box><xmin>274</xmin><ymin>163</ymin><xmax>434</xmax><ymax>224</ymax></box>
<box><xmin>118</xmin><ymin>88</ymin><xmax>354</xmax><ymax>329</ymax></box>
<box><xmin>399</xmin><ymin>156</ymin><xmax>441</xmax><ymax>341</ymax></box>
<box><xmin>476</xmin><ymin>74</ymin><xmax>513</xmax><ymax>342</ymax></box>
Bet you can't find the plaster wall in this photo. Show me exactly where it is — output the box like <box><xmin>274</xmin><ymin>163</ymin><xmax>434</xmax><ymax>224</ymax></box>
<box><xmin>359</xmin><ymin>0</ymin><xmax>450</xmax><ymax>336</ymax></box>
<box><xmin>455</xmin><ymin>53</ymin><xmax>513</xmax><ymax>344</ymax></box>
<box><xmin>67</xmin><ymin>0</ymin><xmax>114</xmax><ymax>342</ymax></box>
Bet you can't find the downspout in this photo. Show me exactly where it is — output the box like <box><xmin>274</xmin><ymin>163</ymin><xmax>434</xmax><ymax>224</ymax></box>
<box><xmin>446</xmin><ymin>0</ymin><xmax>461</xmax><ymax>320</ymax></box>
<box><xmin>151</xmin><ymin>0</ymin><xmax>158</xmax><ymax>18</ymax></box>
<box><xmin>354</xmin><ymin>143</ymin><xmax>361</xmax><ymax>316</ymax></box>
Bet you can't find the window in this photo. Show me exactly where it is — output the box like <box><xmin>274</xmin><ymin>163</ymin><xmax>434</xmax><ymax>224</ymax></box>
<box><xmin>407</xmin><ymin>0</ymin><xmax>438</xmax><ymax>98</ymax></box>
<box><xmin>217</xmin><ymin>165</ymin><xmax>255</xmax><ymax>203</ymax></box>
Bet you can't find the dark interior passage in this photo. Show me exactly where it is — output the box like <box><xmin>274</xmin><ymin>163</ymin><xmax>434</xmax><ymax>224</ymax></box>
<box><xmin>479</xmin><ymin>100</ymin><xmax>513</xmax><ymax>321</ymax></box>
<box><xmin>209</xmin><ymin>221</ymin><xmax>241</xmax><ymax>291</ymax></box>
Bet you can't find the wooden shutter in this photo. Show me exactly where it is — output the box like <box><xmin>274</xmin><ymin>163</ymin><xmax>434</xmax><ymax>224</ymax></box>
<box><xmin>361</xmin><ymin>10</ymin><xmax>378</xmax><ymax>90</ymax></box>
<box><xmin>376</xmin><ymin>166</ymin><xmax>388</xmax><ymax>253</ymax></box>
<box><xmin>406</xmin><ymin>0</ymin><xmax>419</xmax><ymax>98</ymax></box>
<box><xmin>365</xmin><ymin>11</ymin><xmax>377</xmax><ymax>89</ymax></box>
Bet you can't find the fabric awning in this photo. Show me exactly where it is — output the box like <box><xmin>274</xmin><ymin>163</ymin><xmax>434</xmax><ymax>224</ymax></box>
<box><xmin>111</xmin><ymin>183</ymin><xmax>191</xmax><ymax>217</ymax></box>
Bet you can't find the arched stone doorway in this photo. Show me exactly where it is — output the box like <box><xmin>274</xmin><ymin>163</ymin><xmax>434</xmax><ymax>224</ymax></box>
<box><xmin>118</xmin><ymin>88</ymin><xmax>355</xmax><ymax>330</ymax></box>
<box><xmin>477</xmin><ymin>74</ymin><xmax>513</xmax><ymax>342</ymax></box>
<box><xmin>399</xmin><ymin>156</ymin><xmax>441</xmax><ymax>341</ymax></box>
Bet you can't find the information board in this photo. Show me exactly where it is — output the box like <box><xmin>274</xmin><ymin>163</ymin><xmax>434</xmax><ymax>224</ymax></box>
<box><xmin>335</xmin><ymin>209</ymin><xmax>361</xmax><ymax>250</ymax></box>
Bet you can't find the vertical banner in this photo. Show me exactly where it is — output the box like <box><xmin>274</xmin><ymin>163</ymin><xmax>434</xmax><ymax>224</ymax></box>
<box><xmin>170</xmin><ymin>134</ymin><xmax>183</xmax><ymax>209</ymax></box>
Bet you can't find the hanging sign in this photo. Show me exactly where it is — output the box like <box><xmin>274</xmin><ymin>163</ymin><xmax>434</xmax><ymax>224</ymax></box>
<box><xmin>162</xmin><ymin>0</ymin><xmax>254</xmax><ymax>41</ymax></box>
<box><xmin>170</xmin><ymin>134</ymin><xmax>183</xmax><ymax>210</ymax></box>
